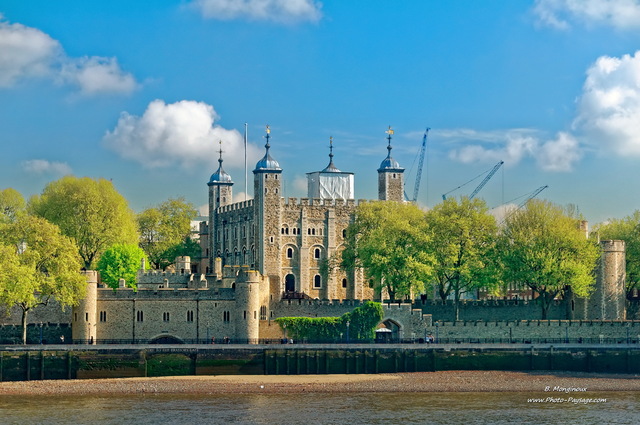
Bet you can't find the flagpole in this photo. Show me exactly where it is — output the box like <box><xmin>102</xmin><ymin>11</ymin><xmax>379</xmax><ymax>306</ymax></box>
<box><xmin>244</xmin><ymin>122</ymin><xmax>248</xmax><ymax>201</ymax></box>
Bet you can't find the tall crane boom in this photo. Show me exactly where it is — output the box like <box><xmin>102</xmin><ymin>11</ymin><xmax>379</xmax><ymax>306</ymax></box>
<box><xmin>469</xmin><ymin>160</ymin><xmax>504</xmax><ymax>200</ymax></box>
<box><xmin>412</xmin><ymin>128</ymin><xmax>429</xmax><ymax>202</ymax></box>
<box><xmin>518</xmin><ymin>185</ymin><xmax>548</xmax><ymax>209</ymax></box>
<box><xmin>442</xmin><ymin>160</ymin><xmax>504</xmax><ymax>201</ymax></box>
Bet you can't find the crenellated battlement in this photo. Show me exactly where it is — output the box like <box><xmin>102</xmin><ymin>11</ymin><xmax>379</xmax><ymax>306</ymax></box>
<box><xmin>217</xmin><ymin>199</ymin><xmax>254</xmax><ymax>214</ymax></box>
<box><xmin>97</xmin><ymin>287</ymin><xmax>236</xmax><ymax>300</ymax></box>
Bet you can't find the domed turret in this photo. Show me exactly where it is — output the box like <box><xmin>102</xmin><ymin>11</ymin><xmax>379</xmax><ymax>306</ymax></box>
<box><xmin>254</xmin><ymin>125</ymin><xmax>281</xmax><ymax>171</ymax></box>
<box><xmin>377</xmin><ymin>126</ymin><xmax>404</xmax><ymax>172</ymax></box>
<box><xmin>208</xmin><ymin>142</ymin><xmax>233</xmax><ymax>185</ymax></box>
<box><xmin>377</xmin><ymin>126</ymin><xmax>405</xmax><ymax>202</ymax></box>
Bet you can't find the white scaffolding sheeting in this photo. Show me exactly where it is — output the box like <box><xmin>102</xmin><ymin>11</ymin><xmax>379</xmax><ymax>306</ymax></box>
<box><xmin>307</xmin><ymin>172</ymin><xmax>354</xmax><ymax>200</ymax></box>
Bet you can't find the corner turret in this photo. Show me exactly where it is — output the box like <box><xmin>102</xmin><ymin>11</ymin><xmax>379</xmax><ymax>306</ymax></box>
<box><xmin>378</xmin><ymin>126</ymin><xmax>405</xmax><ymax>202</ymax></box>
<box><xmin>208</xmin><ymin>141</ymin><xmax>234</xmax><ymax>272</ymax></box>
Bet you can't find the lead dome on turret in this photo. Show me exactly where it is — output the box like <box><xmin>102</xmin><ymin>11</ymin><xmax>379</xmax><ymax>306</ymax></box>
<box><xmin>254</xmin><ymin>125</ymin><xmax>282</xmax><ymax>171</ymax></box>
<box><xmin>208</xmin><ymin>144</ymin><xmax>233</xmax><ymax>184</ymax></box>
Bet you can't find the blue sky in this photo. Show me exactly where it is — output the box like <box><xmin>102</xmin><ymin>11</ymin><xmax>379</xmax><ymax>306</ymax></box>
<box><xmin>2</xmin><ymin>0</ymin><xmax>640</xmax><ymax>224</ymax></box>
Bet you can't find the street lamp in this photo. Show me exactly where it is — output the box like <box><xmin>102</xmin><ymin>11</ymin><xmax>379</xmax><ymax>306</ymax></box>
<box><xmin>346</xmin><ymin>320</ymin><xmax>350</xmax><ymax>343</ymax></box>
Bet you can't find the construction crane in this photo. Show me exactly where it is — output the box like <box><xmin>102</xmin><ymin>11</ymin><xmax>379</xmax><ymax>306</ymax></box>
<box><xmin>497</xmin><ymin>185</ymin><xmax>549</xmax><ymax>224</ymax></box>
<box><xmin>517</xmin><ymin>185</ymin><xmax>548</xmax><ymax>209</ymax></box>
<box><xmin>442</xmin><ymin>160</ymin><xmax>504</xmax><ymax>201</ymax></box>
<box><xmin>403</xmin><ymin>128</ymin><xmax>429</xmax><ymax>203</ymax></box>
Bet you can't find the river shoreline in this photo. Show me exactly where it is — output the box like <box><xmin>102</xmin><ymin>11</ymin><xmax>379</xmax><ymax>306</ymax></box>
<box><xmin>1</xmin><ymin>371</ymin><xmax>639</xmax><ymax>395</ymax></box>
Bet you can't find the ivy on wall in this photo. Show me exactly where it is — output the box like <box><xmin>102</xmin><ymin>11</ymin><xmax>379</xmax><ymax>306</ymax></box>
<box><xmin>275</xmin><ymin>301</ymin><xmax>383</xmax><ymax>342</ymax></box>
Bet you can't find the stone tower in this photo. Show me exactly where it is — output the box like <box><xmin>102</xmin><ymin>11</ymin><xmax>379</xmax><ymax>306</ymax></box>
<box><xmin>588</xmin><ymin>240</ymin><xmax>626</xmax><ymax>320</ymax></box>
<box><xmin>234</xmin><ymin>269</ymin><xmax>261</xmax><ymax>343</ymax></box>
<box><xmin>207</xmin><ymin>143</ymin><xmax>233</xmax><ymax>272</ymax></box>
<box><xmin>378</xmin><ymin>126</ymin><xmax>405</xmax><ymax>202</ymax></box>
<box><xmin>72</xmin><ymin>270</ymin><xmax>98</xmax><ymax>344</ymax></box>
<box><xmin>253</xmin><ymin>125</ymin><xmax>283</xmax><ymax>280</ymax></box>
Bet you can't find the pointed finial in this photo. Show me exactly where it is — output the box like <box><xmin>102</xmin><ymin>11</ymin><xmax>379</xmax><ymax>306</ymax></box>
<box><xmin>385</xmin><ymin>126</ymin><xmax>394</xmax><ymax>156</ymax></box>
<box><xmin>218</xmin><ymin>140</ymin><xmax>224</xmax><ymax>165</ymax></box>
<box><xmin>329</xmin><ymin>136</ymin><xmax>334</xmax><ymax>160</ymax></box>
<box><xmin>264</xmin><ymin>124</ymin><xmax>271</xmax><ymax>150</ymax></box>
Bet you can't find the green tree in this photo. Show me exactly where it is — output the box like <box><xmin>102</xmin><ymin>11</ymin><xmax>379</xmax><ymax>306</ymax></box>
<box><xmin>28</xmin><ymin>176</ymin><xmax>138</xmax><ymax>268</ymax></box>
<box><xmin>0</xmin><ymin>215</ymin><xmax>86</xmax><ymax>344</ymax></box>
<box><xmin>97</xmin><ymin>243</ymin><xmax>147</xmax><ymax>289</ymax></box>
<box><xmin>138</xmin><ymin>197</ymin><xmax>199</xmax><ymax>269</ymax></box>
<box><xmin>0</xmin><ymin>188</ymin><xmax>25</xmax><ymax>223</ymax></box>
<box><xmin>498</xmin><ymin>199</ymin><xmax>600</xmax><ymax>319</ymax></box>
<box><xmin>342</xmin><ymin>201</ymin><xmax>432</xmax><ymax>301</ymax></box>
<box><xmin>425</xmin><ymin>197</ymin><xmax>499</xmax><ymax>320</ymax></box>
<box><xmin>596</xmin><ymin>210</ymin><xmax>640</xmax><ymax>297</ymax></box>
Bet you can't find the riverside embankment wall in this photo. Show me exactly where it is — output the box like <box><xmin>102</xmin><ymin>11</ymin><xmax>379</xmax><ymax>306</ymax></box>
<box><xmin>1</xmin><ymin>345</ymin><xmax>639</xmax><ymax>381</ymax></box>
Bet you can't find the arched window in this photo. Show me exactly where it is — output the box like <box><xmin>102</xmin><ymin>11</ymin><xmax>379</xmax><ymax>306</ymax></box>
<box><xmin>313</xmin><ymin>274</ymin><xmax>322</xmax><ymax>288</ymax></box>
<box><xmin>314</xmin><ymin>248</ymin><xmax>321</xmax><ymax>259</ymax></box>
<box><xmin>286</xmin><ymin>247</ymin><xmax>293</xmax><ymax>259</ymax></box>
<box><xmin>342</xmin><ymin>229</ymin><xmax>347</xmax><ymax>238</ymax></box>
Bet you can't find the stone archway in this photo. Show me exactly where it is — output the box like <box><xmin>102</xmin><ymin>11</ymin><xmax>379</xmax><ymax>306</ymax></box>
<box><xmin>285</xmin><ymin>274</ymin><xmax>296</xmax><ymax>292</ymax></box>
<box><xmin>376</xmin><ymin>319</ymin><xmax>401</xmax><ymax>343</ymax></box>
<box><xmin>149</xmin><ymin>335</ymin><xmax>184</xmax><ymax>344</ymax></box>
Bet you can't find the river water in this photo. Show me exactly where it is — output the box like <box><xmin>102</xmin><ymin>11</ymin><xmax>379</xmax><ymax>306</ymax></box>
<box><xmin>1</xmin><ymin>392</ymin><xmax>638</xmax><ymax>424</ymax></box>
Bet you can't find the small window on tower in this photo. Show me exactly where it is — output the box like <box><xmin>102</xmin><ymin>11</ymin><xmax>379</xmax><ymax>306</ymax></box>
<box><xmin>287</xmin><ymin>247</ymin><xmax>293</xmax><ymax>258</ymax></box>
<box><xmin>393</xmin><ymin>173</ymin><xmax>396</xmax><ymax>178</ymax></box>
<box><xmin>342</xmin><ymin>278</ymin><xmax>347</xmax><ymax>288</ymax></box>
<box><xmin>314</xmin><ymin>248</ymin><xmax>321</xmax><ymax>259</ymax></box>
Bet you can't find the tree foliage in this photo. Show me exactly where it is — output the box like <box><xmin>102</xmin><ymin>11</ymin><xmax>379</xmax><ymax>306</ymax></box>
<box><xmin>97</xmin><ymin>243</ymin><xmax>147</xmax><ymax>289</ymax></box>
<box><xmin>498</xmin><ymin>199</ymin><xmax>600</xmax><ymax>318</ymax></box>
<box><xmin>425</xmin><ymin>197</ymin><xmax>499</xmax><ymax>319</ymax></box>
<box><xmin>596</xmin><ymin>210</ymin><xmax>640</xmax><ymax>297</ymax></box>
<box><xmin>275</xmin><ymin>301</ymin><xmax>383</xmax><ymax>342</ymax></box>
<box><xmin>0</xmin><ymin>188</ymin><xmax>25</xmax><ymax>223</ymax></box>
<box><xmin>28</xmin><ymin>176</ymin><xmax>138</xmax><ymax>268</ymax></box>
<box><xmin>0</xmin><ymin>215</ymin><xmax>86</xmax><ymax>344</ymax></box>
<box><xmin>341</xmin><ymin>202</ymin><xmax>432</xmax><ymax>301</ymax></box>
<box><xmin>138</xmin><ymin>197</ymin><xmax>199</xmax><ymax>269</ymax></box>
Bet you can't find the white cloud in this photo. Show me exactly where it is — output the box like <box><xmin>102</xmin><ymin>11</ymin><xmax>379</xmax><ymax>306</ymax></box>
<box><xmin>0</xmin><ymin>16</ymin><xmax>137</xmax><ymax>95</ymax></box>
<box><xmin>191</xmin><ymin>0</ymin><xmax>322</xmax><ymax>23</ymax></box>
<box><xmin>22</xmin><ymin>159</ymin><xmax>72</xmax><ymax>175</ymax></box>
<box><xmin>0</xmin><ymin>18</ymin><xmax>61</xmax><ymax>86</ymax></box>
<box><xmin>574</xmin><ymin>51</ymin><xmax>640</xmax><ymax>156</ymax></box>
<box><xmin>533</xmin><ymin>0</ymin><xmax>640</xmax><ymax>30</ymax></box>
<box><xmin>536</xmin><ymin>132</ymin><xmax>581</xmax><ymax>171</ymax></box>
<box><xmin>60</xmin><ymin>56</ymin><xmax>138</xmax><ymax>95</ymax></box>
<box><xmin>448</xmin><ymin>131</ymin><xmax>581</xmax><ymax>172</ymax></box>
<box><xmin>103</xmin><ymin>99</ymin><xmax>262</xmax><ymax>169</ymax></box>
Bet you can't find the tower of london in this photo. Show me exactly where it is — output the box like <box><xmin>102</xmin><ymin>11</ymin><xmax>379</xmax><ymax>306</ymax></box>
<box><xmin>199</xmin><ymin>125</ymin><xmax>405</xmax><ymax>301</ymax></box>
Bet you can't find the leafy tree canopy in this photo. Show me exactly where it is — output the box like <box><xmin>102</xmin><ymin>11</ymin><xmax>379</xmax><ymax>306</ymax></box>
<box><xmin>342</xmin><ymin>201</ymin><xmax>432</xmax><ymax>301</ymax></box>
<box><xmin>0</xmin><ymin>188</ymin><xmax>25</xmax><ymax>223</ymax></box>
<box><xmin>138</xmin><ymin>197</ymin><xmax>199</xmax><ymax>269</ymax></box>
<box><xmin>425</xmin><ymin>197</ymin><xmax>499</xmax><ymax>319</ymax></box>
<box><xmin>0</xmin><ymin>215</ymin><xmax>86</xmax><ymax>344</ymax></box>
<box><xmin>28</xmin><ymin>176</ymin><xmax>138</xmax><ymax>268</ymax></box>
<box><xmin>498</xmin><ymin>199</ymin><xmax>600</xmax><ymax>318</ymax></box>
<box><xmin>596</xmin><ymin>210</ymin><xmax>640</xmax><ymax>296</ymax></box>
<box><xmin>97</xmin><ymin>243</ymin><xmax>147</xmax><ymax>289</ymax></box>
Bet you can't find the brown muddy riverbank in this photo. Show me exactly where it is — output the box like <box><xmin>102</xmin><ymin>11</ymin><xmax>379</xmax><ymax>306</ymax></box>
<box><xmin>1</xmin><ymin>371</ymin><xmax>639</xmax><ymax>395</ymax></box>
